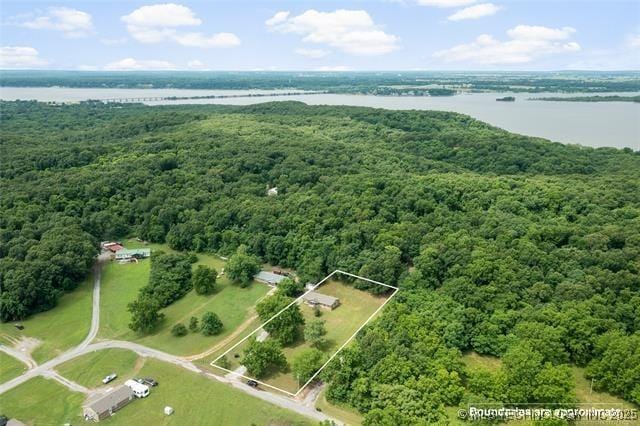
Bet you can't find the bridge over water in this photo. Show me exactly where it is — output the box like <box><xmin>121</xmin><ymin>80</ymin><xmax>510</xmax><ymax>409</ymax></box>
<box><xmin>96</xmin><ymin>91</ymin><xmax>327</xmax><ymax>104</ymax></box>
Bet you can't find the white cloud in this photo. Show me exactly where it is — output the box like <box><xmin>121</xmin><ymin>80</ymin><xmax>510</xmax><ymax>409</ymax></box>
<box><xmin>122</xmin><ymin>3</ymin><xmax>240</xmax><ymax>48</ymax></box>
<box><xmin>0</xmin><ymin>46</ymin><xmax>49</xmax><ymax>68</ymax></box>
<box><xmin>187</xmin><ymin>59</ymin><xmax>206</xmax><ymax>69</ymax></box>
<box><xmin>506</xmin><ymin>25</ymin><xmax>575</xmax><ymax>40</ymax></box>
<box><xmin>434</xmin><ymin>25</ymin><xmax>580</xmax><ymax>65</ymax></box>
<box><xmin>448</xmin><ymin>3</ymin><xmax>500</xmax><ymax>21</ymax></box>
<box><xmin>316</xmin><ymin>65</ymin><xmax>352</xmax><ymax>71</ymax></box>
<box><xmin>19</xmin><ymin>7</ymin><xmax>93</xmax><ymax>38</ymax></box>
<box><xmin>417</xmin><ymin>0</ymin><xmax>476</xmax><ymax>8</ymax></box>
<box><xmin>103</xmin><ymin>58</ymin><xmax>176</xmax><ymax>71</ymax></box>
<box><xmin>266</xmin><ymin>9</ymin><xmax>399</xmax><ymax>56</ymax></box>
<box><xmin>295</xmin><ymin>48</ymin><xmax>330</xmax><ymax>58</ymax></box>
<box><xmin>121</xmin><ymin>3</ymin><xmax>201</xmax><ymax>27</ymax></box>
<box><xmin>172</xmin><ymin>32</ymin><xmax>240</xmax><ymax>48</ymax></box>
<box><xmin>100</xmin><ymin>37</ymin><xmax>128</xmax><ymax>46</ymax></box>
<box><xmin>77</xmin><ymin>64</ymin><xmax>100</xmax><ymax>71</ymax></box>
<box><xmin>626</xmin><ymin>34</ymin><xmax>640</xmax><ymax>48</ymax></box>
<box><xmin>265</xmin><ymin>11</ymin><xmax>290</xmax><ymax>26</ymax></box>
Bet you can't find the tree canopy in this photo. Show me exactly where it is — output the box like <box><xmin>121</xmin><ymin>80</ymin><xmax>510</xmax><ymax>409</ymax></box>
<box><xmin>1</xmin><ymin>100</ymin><xmax>639</xmax><ymax>417</ymax></box>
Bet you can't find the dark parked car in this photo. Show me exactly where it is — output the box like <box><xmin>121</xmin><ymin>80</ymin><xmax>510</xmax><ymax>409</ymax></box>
<box><xmin>143</xmin><ymin>377</ymin><xmax>158</xmax><ymax>387</ymax></box>
<box><xmin>246</xmin><ymin>379</ymin><xmax>258</xmax><ymax>388</ymax></box>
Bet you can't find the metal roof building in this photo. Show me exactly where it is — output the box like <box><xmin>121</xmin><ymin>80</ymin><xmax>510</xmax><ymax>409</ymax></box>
<box><xmin>83</xmin><ymin>385</ymin><xmax>134</xmax><ymax>422</ymax></box>
<box><xmin>254</xmin><ymin>271</ymin><xmax>287</xmax><ymax>286</ymax></box>
<box><xmin>302</xmin><ymin>291</ymin><xmax>340</xmax><ymax>310</ymax></box>
<box><xmin>115</xmin><ymin>248</ymin><xmax>151</xmax><ymax>260</ymax></box>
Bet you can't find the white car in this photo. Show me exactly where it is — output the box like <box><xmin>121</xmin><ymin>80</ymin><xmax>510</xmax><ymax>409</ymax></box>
<box><xmin>102</xmin><ymin>373</ymin><xmax>117</xmax><ymax>384</ymax></box>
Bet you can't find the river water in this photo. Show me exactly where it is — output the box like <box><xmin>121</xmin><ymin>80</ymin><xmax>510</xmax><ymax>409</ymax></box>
<box><xmin>1</xmin><ymin>87</ymin><xmax>638</xmax><ymax>149</ymax></box>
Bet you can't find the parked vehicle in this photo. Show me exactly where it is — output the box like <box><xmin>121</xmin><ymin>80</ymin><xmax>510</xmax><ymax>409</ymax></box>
<box><xmin>125</xmin><ymin>379</ymin><xmax>150</xmax><ymax>398</ymax></box>
<box><xmin>142</xmin><ymin>377</ymin><xmax>158</xmax><ymax>387</ymax></box>
<box><xmin>102</xmin><ymin>373</ymin><xmax>117</xmax><ymax>384</ymax></box>
<box><xmin>246</xmin><ymin>379</ymin><xmax>258</xmax><ymax>388</ymax></box>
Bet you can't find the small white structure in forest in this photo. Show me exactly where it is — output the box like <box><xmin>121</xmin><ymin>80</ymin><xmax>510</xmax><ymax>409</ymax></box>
<box><xmin>267</xmin><ymin>186</ymin><xmax>278</xmax><ymax>196</ymax></box>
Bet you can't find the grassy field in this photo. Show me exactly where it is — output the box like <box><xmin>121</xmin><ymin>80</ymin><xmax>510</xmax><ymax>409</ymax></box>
<box><xmin>215</xmin><ymin>280</ymin><xmax>389</xmax><ymax>394</ymax></box>
<box><xmin>0</xmin><ymin>358</ymin><xmax>312</xmax><ymax>426</ymax></box>
<box><xmin>572</xmin><ymin>367</ymin><xmax>636</xmax><ymax>408</ymax></box>
<box><xmin>0</xmin><ymin>377</ymin><xmax>85</xmax><ymax>425</ymax></box>
<box><xmin>99</xmin><ymin>359</ymin><xmax>312</xmax><ymax>425</ymax></box>
<box><xmin>0</xmin><ymin>352</ymin><xmax>27</xmax><ymax>384</ymax></box>
<box><xmin>462</xmin><ymin>351</ymin><xmax>502</xmax><ymax>371</ymax></box>
<box><xmin>0</xmin><ymin>273</ymin><xmax>94</xmax><ymax>364</ymax></box>
<box><xmin>98</xmin><ymin>241</ymin><xmax>270</xmax><ymax>356</ymax></box>
<box><xmin>316</xmin><ymin>387</ymin><xmax>363</xmax><ymax>425</ymax></box>
<box><xmin>56</xmin><ymin>348</ymin><xmax>141</xmax><ymax>389</ymax></box>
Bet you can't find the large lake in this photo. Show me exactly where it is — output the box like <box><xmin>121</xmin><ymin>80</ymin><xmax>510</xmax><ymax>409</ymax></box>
<box><xmin>1</xmin><ymin>87</ymin><xmax>638</xmax><ymax>149</ymax></box>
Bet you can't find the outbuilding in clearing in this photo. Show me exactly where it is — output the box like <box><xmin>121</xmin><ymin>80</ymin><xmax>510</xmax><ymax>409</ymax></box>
<box><xmin>254</xmin><ymin>271</ymin><xmax>287</xmax><ymax>286</ymax></box>
<box><xmin>302</xmin><ymin>291</ymin><xmax>340</xmax><ymax>310</ymax></box>
<box><xmin>115</xmin><ymin>248</ymin><xmax>151</xmax><ymax>261</ymax></box>
<box><xmin>83</xmin><ymin>385</ymin><xmax>134</xmax><ymax>422</ymax></box>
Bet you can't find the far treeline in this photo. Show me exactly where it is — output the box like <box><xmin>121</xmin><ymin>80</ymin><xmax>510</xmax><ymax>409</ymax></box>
<box><xmin>0</xmin><ymin>101</ymin><xmax>639</xmax><ymax>422</ymax></box>
<box><xmin>532</xmin><ymin>95</ymin><xmax>640</xmax><ymax>103</ymax></box>
<box><xmin>1</xmin><ymin>70</ymin><xmax>640</xmax><ymax>93</ymax></box>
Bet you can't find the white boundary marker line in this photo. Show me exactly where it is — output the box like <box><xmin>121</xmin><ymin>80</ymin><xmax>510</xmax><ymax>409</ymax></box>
<box><xmin>209</xmin><ymin>270</ymin><xmax>399</xmax><ymax>397</ymax></box>
<box><xmin>294</xmin><ymin>285</ymin><xmax>399</xmax><ymax>397</ymax></box>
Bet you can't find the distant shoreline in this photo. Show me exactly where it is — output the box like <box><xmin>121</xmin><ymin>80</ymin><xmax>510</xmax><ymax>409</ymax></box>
<box><xmin>531</xmin><ymin>95</ymin><xmax>640</xmax><ymax>103</ymax></box>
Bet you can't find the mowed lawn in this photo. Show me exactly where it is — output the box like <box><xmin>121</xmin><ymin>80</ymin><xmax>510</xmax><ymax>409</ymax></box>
<box><xmin>100</xmin><ymin>359</ymin><xmax>312</xmax><ymax>425</ymax></box>
<box><xmin>0</xmin><ymin>358</ymin><xmax>312</xmax><ymax>426</ymax></box>
<box><xmin>56</xmin><ymin>348</ymin><xmax>140</xmax><ymax>389</ymax></box>
<box><xmin>316</xmin><ymin>387</ymin><xmax>363</xmax><ymax>426</ymax></box>
<box><xmin>0</xmin><ymin>377</ymin><xmax>85</xmax><ymax>425</ymax></box>
<box><xmin>98</xmin><ymin>246</ymin><xmax>270</xmax><ymax>356</ymax></box>
<box><xmin>0</xmin><ymin>352</ymin><xmax>27</xmax><ymax>384</ymax></box>
<box><xmin>216</xmin><ymin>280</ymin><xmax>389</xmax><ymax>394</ymax></box>
<box><xmin>0</xmin><ymin>273</ymin><xmax>94</xmax><ymax>364</ymax></box>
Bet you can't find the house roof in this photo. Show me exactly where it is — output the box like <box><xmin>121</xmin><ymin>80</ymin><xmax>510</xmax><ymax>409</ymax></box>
<box><xmin>86</xmin><ymin>386</ymin><xmax>133</xmax><ymax>414</ymax></box>
<box><xmin>103</xmin><ymin>242</ymin><xmax>124</xmax><ymax>252</ymax></box>
<box><xmin>254</xmin><ymin>271</ymin><xmax>287</xmax><ymax>284</ymax></box>
<box><xmin>302</xmin><ymin>291</ymin><xmax>339</xmax><ymax>306</ymax></box>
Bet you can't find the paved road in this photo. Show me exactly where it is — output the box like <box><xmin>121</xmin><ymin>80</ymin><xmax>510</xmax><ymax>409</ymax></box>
<box><xmin>79</xmin><ymin>254</ymin><xmax>108</xmax><ymax>350</ymax></box>
<box><xmin>0</xmin><ymin>345</ymin><xmax>37</xmax><ymax>370</ymax></box>
<box><xmin>0</xmin><ymin>255</ymin><xmax>340</xmax><ymax>424</ymax></box>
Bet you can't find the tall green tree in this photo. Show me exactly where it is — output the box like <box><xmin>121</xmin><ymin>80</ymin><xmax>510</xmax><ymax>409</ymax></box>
<box><xmin>226</xmin><ymin>245</ymin><xmax>261</xmax><ymax>287</ymax></box>
<box><xmin>242</xmin><ymin>338</ymin><xmax>287</xmax><ymax>378</ymax></box>
<box><xmin>256</xmin><ymin>294</ymin><xmax>305</xmax><ymax>345</ymax></box>
<box><xmin>292</xmin><ymin>348</ymin><xmax>325</xmax><ymax>385</ymax></box>
<box><xmin>304</xmin><ymin>319</ymin><xmax>328</xmax><ymax>349</ymax></box>
<box><xmin>128</xmin><ymin>296</ymin><xmax>164</xmax><ymax>333</ymax></box>
<box><xmin>200</xmin><ymin>311</ymin><xmax>223</xmax><ymax>336</ymax></box>
<box><xmin>192</xmin><ymin>265</ymin><xmax>217</xmax><ymax>295</ymax></box>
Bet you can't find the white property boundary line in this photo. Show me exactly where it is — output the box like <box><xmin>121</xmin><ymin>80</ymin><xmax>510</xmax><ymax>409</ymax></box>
<box><xmin>210</xmin><ymin>270</ymin><xmax>399</xmax><ymax>397</ymax></box>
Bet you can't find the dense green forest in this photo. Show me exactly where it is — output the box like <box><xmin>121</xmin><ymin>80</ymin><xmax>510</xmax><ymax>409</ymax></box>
<box><xmin>1</xmin><ymin>100</ymin><xmax>638</xmax><ymax>421</ymax></box>
<box><xmin>2</xmin><ymin>70</ymin><xmax>639</xmax><ymax>93</ymax></box>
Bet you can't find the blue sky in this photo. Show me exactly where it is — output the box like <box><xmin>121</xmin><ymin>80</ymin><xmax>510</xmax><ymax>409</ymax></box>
<box><xmin>1</xmin><ymin>0</ymin><xmax>639</xmax><ymax>70</ymax></box>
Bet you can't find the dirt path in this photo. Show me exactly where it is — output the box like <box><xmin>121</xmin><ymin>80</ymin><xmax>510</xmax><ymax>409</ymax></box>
<box><xmin>0</xmin><ymin>340</ymin><xmax>38</xmax><ymax>370</ymax></box>
<box><xmin>181</xmin><ymin>313</ymin><xmax>259</xmax><ymax>361</ymax></box>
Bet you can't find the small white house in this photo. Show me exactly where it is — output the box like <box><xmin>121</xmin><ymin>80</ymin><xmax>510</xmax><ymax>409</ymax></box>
<box><xmin>125</xmin><ymin>379</ymin><xmax>149</xmax><ymax>398</ymax></box>
<box><xmin>164</xmin><ymin>406</ymin><xmax>174</xmax><ymax>416</ymax></box>
<box><xmin>267</xmin><ymin>187</ymin><xmax>278</xmax><ymax>196</ymax></box>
